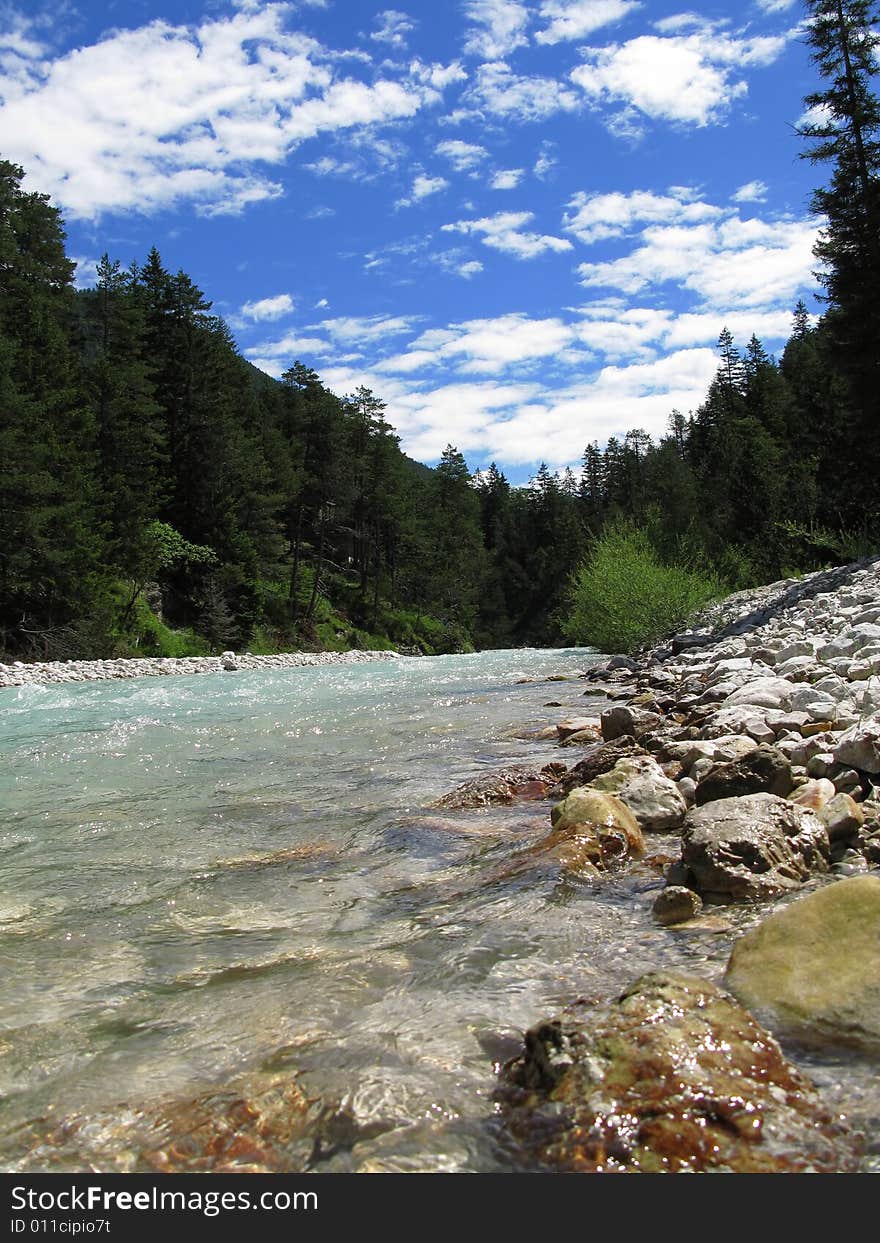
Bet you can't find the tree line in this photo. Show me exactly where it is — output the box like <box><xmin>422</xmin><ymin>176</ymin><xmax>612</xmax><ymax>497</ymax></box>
<box><xmin>0</xmin><ymin>0</ymin><xmax>876</xmax><ymax>660</ymax></box>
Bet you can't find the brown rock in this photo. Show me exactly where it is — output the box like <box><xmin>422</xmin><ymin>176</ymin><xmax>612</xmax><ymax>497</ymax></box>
<box><xmin>653</xmin><ymin>886</ymin><xmax>703</xmax><ymax>926</ymax></box>
<box><xmin>498</xmin><ymin>972</ymin><xmax>859</xmax><ymax>1172</ymax></box>
<box><xmin>433</xmin><ymin>764</ymin><xmax>565</xmax><ymax>810</ymax></box>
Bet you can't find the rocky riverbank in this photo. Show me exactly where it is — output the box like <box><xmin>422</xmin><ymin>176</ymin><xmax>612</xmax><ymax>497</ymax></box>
<box><xmin>0</xmin><ymin>647</ymin><xmax>403</xmax><ymax>688</ymax></box>
<box><xmin>437</xmin><ymin>554</ymin><xmax>880</xmax><ymax>1170</ymax></box>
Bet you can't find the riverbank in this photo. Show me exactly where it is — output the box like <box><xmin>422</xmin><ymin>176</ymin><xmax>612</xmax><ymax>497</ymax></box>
<box><xmin>434</xmin><ymin>553</ymin><xmax>880</xmax><ymax>1170</ymax></box>
<box><xmin>0</xmin><ymin>647</ymin><xmax>405</xmax><ymax>688</ymax></box>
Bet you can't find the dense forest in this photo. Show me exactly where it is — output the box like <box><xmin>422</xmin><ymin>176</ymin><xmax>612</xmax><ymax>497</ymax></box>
<box><xmin>0</xmin><ymin>0</ymin><xmax>877</xmax><ymax>661</ymax></box>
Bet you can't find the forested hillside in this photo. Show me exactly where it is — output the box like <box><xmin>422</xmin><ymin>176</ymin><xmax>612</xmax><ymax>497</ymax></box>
<box><xmin>0</xmin><ymin>0</ymin><xmax>876</xmax><ymax>661</ymax></box>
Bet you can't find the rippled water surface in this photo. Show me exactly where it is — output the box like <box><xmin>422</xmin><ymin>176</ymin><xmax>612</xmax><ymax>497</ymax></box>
<box><xmin>1</xmin><ymin>649</ymin><xmax>877</xmax><ymax>1171</ymax></box>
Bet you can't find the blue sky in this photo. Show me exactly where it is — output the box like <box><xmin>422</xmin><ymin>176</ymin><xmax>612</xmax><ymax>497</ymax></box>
<box><xmin>0</xmin><ymin>0</ymin><xmax>826</xmax><ymax>481</ymax></box>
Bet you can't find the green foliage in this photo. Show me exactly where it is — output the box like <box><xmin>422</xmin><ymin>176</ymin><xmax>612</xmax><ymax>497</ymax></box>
<box><xmin>144</xmin><ymin>521</ymin><xmax>217</xmax><ymax>572</ymax></box>
<box><xmin>562</xmin><ymin>521</ymin><xmax>724</xmax><ymax>654</ymax></box>
<box><xmin>778</xmin><ymin>518</ymin><xmax>880</xmax><ymax>564</ymax></box>
<box><xmin>106</xmin><ymin>585</ymin><xmax>210</xmax><ymax>657</ymax></box>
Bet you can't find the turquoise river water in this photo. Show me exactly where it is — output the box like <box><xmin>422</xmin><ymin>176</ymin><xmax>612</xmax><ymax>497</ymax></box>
<box><xmin>1</xmin><ymin>648</ymin><xmax>877</xmax><ymax>1171</ymax></box>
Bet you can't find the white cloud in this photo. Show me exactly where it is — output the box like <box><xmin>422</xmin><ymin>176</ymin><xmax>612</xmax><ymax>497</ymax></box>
<box><xmin>797</xmin><ymin>101</ymin><xmax>836</xmax><ymax>131</ymax></box>
<box><xmin>465</xmin><ymin>60</ymin><xmax>581</xmax><ymax>121</ymax></box>
<box><xmin>442</xmin><ymin>210</ymin><xmax>574</xmax><ymax>259</ymax></box>
<box><xmin>436</xmin><ymin>138</ymin><xmax>489</xmax><ymax>170</ymax></box>
<box><xmin>315</xmin><ymin>297</ymin><xmax>330</xmax><ymax>308</ymax></box>
<box><xmin>314</xmin><ymin>314</ymin><xmax>419</xmax><ymax>343</ymax></box>
<box><xmin>463</xmin><ymin>0</ymin><xmax>530</xmax><ymax>59</ymax></box>
<box><xmin>490</xmin><ymin>168</ymin><xmax>524</xmax><ymax>189</ymax></box>
<box><xmin>563</xmin><ymin>187</ymin><xmax>721</xmax><ymax>244</ymax></box>
<box><xmin>0</xmin><ymin>4</ymin><xmax>446</xmax><ymax>219</ymax></box>
<box><xmin>380</xmin><ymin>312</ymin><xmax>575</xmax><ymax>374</ymax></box>
<box><xmin>571</xmin><ymin>28</ymin><xmax>790</xmax><ymax>128</ymax></box>
<box><xmin>408</xmin><ymin>59</ymin><xmax>469</xmax><ymax>90</ymax></box>
<box><xmin>533</xmin><ymin>142</ymin><xmax>558</xmax><ymax>178</ymax></box>
<box><xmin>396</xmin><ymin>172</ymin><xmax>449</xmax><ymax>207</ymax></box>
<box><xmin>755</xmin><ymin>0</ymin><xmax>796</xmax><ymax>12</ymax></box>
<box><xmin>71</xmin><ymin>255</ymin><xmax>100</xmax><ymax>289</ymax></box>
<box><xmin>575</xmin><ymin>200</ymin><xmax>820</xmax><ymax>310</ymax></box>
<box><xmin>239</xmin><ymin>293</ymin><xmax>295</xmax><ymax>322</ymax></box>
<box><xmin>732</xmin><ymin>179</ymin><xmax>769</xmax><ymax>203</ymax></box>
<box><xmin>246</xmin><ymin>334</ymin><xmax>334</xmax><ymax>365</ymax></box>
<box><xmin>535</xmin><ymin>1</ymin><xmax>641</xmax><ymax>46</ymax></box>
<box><xmin>458</xmin><ymin>260</ymin><xmax>484</xmax><ymax>277</ymax></box>
<box><xmin>371</xmin><ymin>10</ymin><xmax>416</xmax><ymax>48</ymax></box>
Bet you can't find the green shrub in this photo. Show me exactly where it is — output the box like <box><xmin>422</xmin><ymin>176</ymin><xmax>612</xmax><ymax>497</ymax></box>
<box><xmin>562</xmin><ymin>520</ymin><xmax>723</xmax><ymax>654</ymax></box>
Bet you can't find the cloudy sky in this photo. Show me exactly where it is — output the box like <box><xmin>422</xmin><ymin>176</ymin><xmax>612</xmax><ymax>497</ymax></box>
<box><xmin>0</xmin><ymin>0</ymin><xmax>825</xmax><ymax>480</ymax></box>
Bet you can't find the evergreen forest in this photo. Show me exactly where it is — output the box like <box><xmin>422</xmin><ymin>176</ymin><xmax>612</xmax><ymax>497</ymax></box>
<box><xmin>1</xmin><ymin>0</ymin><xmax>877</xmax><ymax>661</ymax></box>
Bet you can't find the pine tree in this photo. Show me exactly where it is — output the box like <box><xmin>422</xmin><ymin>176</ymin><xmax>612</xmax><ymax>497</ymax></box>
<box><xmin>798</xmin><ymin>0</ymin><xmax>880</xmax><ymax>448</ymax></box>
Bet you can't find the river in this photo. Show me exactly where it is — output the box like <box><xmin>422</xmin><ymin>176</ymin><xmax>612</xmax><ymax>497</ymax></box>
<box><xmin>1</xmin><ymin>648</ymin><xmax>876</xmax><ymax>1171</ymax></box>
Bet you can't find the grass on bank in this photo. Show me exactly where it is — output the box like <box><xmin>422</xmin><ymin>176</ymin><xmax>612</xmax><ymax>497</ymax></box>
<box><xmin>561</xmin><ymin>520</ymin><xmax>724</xmax><ymax>655</ymax></box>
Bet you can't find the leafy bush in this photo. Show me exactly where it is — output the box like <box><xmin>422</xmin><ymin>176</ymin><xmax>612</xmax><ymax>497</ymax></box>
<box><xmin>562</xmin><ymin>520</ymin><xmax>723</xmax><ymax>654</ymax></box>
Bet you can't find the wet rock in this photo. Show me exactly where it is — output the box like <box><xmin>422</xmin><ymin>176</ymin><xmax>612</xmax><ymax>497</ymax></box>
<box><xmin>498</xmin><ymin>972</ymin><xmax>858</xmax><ymax>1172</ymax></box>
<box><xmin>28</xmin><ymin>1071</ymin><xmax>324</xmax><ymax>1173</ymax></box>
<box><xmin>433</xmin><ymin>764</ymin><xmax>565</xmax><ymax>810</ymax></box>
<box><xmin>550</xmin><ymin>788</ymin><xmax>645</xmax><ymax>859</ymax></box>
<box><xmin>556</xmin><ymin>717</ymin><xmax>601</xmax><ymax>741</ymax></box>
<box><xmin>680</xmin><ymin>793</ymin><xmax>829</xmax><ymax>903</ymax></box>
<box><xmin>694</xmin><ymin>744</ymin><xmax>793</xmax><ymax>805</ymax></box>
<box><xmin>559</xmin><ymin>728</ymin><xmax>604</xmax><ymax>747</ymax></box>
<box><xmin>653</xmin><ymin>886</ymin><xmax>703</xmax><ymax>926</ymax></box>
<box><xmin>725</xmin><ymin>876</ymin><xmax>880</xmax><ymax>1054</ymax></box>
<box><xmin>600</xmin><ymin>705</ymin><xmax>662</xmax><ymax>742</ymax></box>
<box><xmin>589</xmin><ymin>755</ymin><xmax>688</xmax><ymax>831</ymax></box>
<box><xmin>557</xmin><ymin>736</ymin><xmax>646</xmax><ymax>794</ymax></box>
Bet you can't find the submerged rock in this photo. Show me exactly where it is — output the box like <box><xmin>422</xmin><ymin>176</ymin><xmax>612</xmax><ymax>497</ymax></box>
<box><xmin>549</xmin><ymin>787</ymin><xmax>645</xmax><ymax>860</ymax></box>
<box><xmin>724</xmin><ymin>876</ymin><xmax>880</xmax><ymax>1054</ymax></box>
<box><xmin>652</xmin><ymin>886</ymin><xmax>703</xmax><ymax>926</ymax></box>
<box><xmin>680</xmin><ymin>793</ymin><xmax>829</xmax><ymax>903</ymax></box>
<box><xmin>497</xmin><ymin>972</ymin><xmax>858</xmax><ymax>1172</ymax></box>
<box><xmin>433</xmin><ymin>764</ymin><xmax>565</xmax><ymax>810</ymax></box>
<box><xmin>25</xmin><ymin>1071</ymin><xmax>324</xmax><ymax>1173</ymax></box>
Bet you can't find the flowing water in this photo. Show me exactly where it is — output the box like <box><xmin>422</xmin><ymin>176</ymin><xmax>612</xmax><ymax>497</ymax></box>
<box><xmin>1</xmin><ymin>649</ymin><xmax>877</xmax><ymax>1172</ymax></box>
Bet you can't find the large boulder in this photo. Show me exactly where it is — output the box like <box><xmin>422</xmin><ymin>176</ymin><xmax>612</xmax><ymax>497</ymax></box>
<box><xmin>497</xmin><ymin>972</ymin><xmax>858</xmax><ymax>1172</ymax></box>
<box><xmin>723</xmin><ymin>677</ymin><xmax>795</xmax><ymax>711</ymax></box>
<box><xmin>694</xmin><ymin>744</ymin><xmax>793</xmax><ymax>805</ymax></box>
<box><xmin>589</xmin><ymin>755</ymin><xmax>688</xmax><ymax>831</ymax></box>
<box><xmin>724</xmin><ymin>876</ymin><xmax>880</xmax><ymax>1053</ymax></box>
<box><xmin>680</xmin><ymin>793</ymin><xmax>830</xmax><ymax>903</ymax></box>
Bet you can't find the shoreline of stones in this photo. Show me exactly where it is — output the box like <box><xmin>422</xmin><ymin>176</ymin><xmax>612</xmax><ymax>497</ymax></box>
<box><xmin>0</xmin><ymin>647</ymin><xmax>406</xmax><ymax>689</ymax></box>
<box><xmin>437</xmin><ymin>553</ymin><xmax>880</xmax><ymax>1169</ymax></box>
<box><xmin>573</xmin><ymin>551</ymin><xmax>880</xmax><ymax>911</ymax></box>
